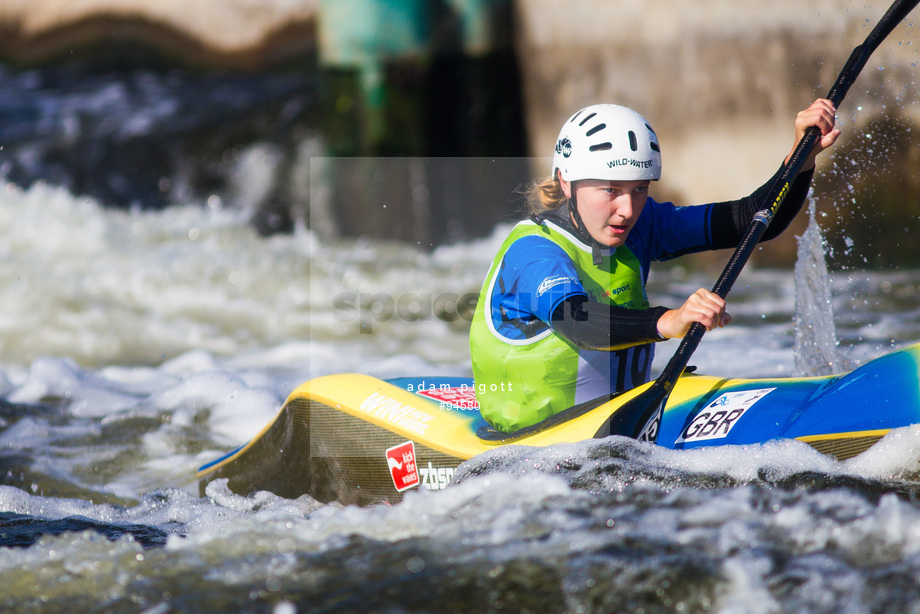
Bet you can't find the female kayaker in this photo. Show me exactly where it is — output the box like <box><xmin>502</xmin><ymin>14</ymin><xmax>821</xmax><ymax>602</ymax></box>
<box><xmin>469</xmin><ymin>99</ymin><xmax>839</xmax><ymax>433</ymax></box>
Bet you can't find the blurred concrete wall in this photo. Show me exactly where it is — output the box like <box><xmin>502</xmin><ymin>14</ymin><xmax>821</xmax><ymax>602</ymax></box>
<box><xmin>0</xmin><ymin>0</ymin><xmax>318</xmax><ymax>68</ymax></box>
<box><xmin>515</xmin><ymin>0</ymin><xmax>920</xmax><ymax>205</ymax></box>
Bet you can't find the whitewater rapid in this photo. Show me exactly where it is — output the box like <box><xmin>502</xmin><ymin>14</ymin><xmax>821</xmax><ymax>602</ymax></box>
<box><xmin>3</xmin><ymin>177</ymin><xmax>920</xmax><ymax>612</ymax></box>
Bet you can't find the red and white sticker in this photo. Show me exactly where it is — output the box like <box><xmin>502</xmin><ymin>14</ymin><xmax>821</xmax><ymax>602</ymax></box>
<box><xmin>676</xmin><ymin>387</ymin><xmax>775</xmax><ymax>444</ymax></box>
<box><xmin>385</xmin><ymin>441</ymin><xmax>420</xmax><ymax>492</ymax></box>
<box><xmin>415</xmin><ymin>386</ymin><xmax>480</xmax><ymax>410</ymax></box>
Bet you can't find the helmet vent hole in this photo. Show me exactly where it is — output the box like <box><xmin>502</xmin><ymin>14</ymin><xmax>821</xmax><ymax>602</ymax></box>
<box><xmin>650</xmin><ymin>141</ymin><xmax>660</xmax><ymax>152</ymax></box>
<box><xmin>578</xmin><ymin>112</ymin><xmax>597</xmax><ymax>127</ymax></box>
<box><xmin>628</xmin><ymin>131</ymin><xmax>638</xmax><ymax>152</ymax></box>
<box><xmin>589</xmin><ymin>142</ymin><xmax>612</xmax><ymax>152</ymax></box>
<box><xmin>585</xmin><ymin>123</ymin><xmax>606</xmax><ymax>137</ymax></box>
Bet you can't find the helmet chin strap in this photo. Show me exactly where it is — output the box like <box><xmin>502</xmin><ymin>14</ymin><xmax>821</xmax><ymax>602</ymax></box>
<box><xmin>566</xmin><ymin>188</ymin><xmax>605</xmax><ymax>266</ymax></box>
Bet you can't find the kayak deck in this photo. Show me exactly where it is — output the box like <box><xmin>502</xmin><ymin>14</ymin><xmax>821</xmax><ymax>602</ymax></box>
<box><xmin>198</xmin><ymin>343</ymin><xmax>920</xmax><ymax>505</ymax></box>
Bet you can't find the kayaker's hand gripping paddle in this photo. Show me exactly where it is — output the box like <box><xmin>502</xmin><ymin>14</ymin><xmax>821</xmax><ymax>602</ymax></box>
<box><xmin>604</xmin><ymin>0</ymin><xmax>920</xmax><ymax>443</ymax></box>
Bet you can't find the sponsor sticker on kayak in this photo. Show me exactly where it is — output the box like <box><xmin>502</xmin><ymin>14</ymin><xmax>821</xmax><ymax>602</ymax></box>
<box><xmin>360</xmin><ymin>393</ymin><xmax>436</xmax><ymax>435</ymax></box>
<box><xmin>420</xmin><ymin>462</ymin><xmax>455</xmax><ymax>491</ymax></box>
<box><xmin>415</xmin><ymin>386</ymin><xmax>480</xmax><ymax>410</ymax></box>
<box><xmin>676</xmin><ymin>388</ymin><xmax>775</xmax><ymax>444</ymax></box>
<box><xmin>385</xmin><ymin>441</ymin><xmax>420</xmax><ymax>492</ymax></box>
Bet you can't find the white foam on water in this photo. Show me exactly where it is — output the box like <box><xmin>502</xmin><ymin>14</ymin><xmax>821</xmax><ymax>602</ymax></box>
<box><xmin>843</xmin><ymin>424</ymin><xmax>920</xmax><ymax>480</ymax></box>
<box><xmin>2</xmin><ymin>168</ymin><xmax>920</xmax><ymax>611</ymax></box>
<box><xmin>5</xmin><ymin>356</ymin><xmax>144</xmax><ymax>416</ymax></box>
<box><xmin>0</xmin><ymin>179</ymin><xmax>314</xmax><ymax>368</ymax></box>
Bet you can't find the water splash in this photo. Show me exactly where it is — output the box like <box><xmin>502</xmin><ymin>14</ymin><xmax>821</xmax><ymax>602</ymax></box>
<box><xmin>793</xmin><ymin>197</ymin><xmax>845</xmax><ymax>376</ymax></box>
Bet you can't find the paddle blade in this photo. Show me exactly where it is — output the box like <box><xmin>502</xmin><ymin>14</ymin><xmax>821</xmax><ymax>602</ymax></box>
<box><xmin>599</xmin><ymin>382</ymin><xmax>670</xmax><ymax>442</ymax></box>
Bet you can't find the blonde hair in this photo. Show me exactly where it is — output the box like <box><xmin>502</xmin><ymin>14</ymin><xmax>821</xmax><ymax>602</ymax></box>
<box><xmin>525</xmin><ymin>174</ymin><xmax>568</xmax><ymax>216</ymax></box>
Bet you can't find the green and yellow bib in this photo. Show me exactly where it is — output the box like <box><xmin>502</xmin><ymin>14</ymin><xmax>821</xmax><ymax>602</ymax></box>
<box><xmin>469</xmin><ymin>219</ymin><xmax>654</xmax><ymax>432</ymax></box>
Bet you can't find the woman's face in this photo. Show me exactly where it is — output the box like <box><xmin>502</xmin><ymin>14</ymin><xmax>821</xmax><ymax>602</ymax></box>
<box><xmin>560</xmin><ymin>176</ymin><xmax>650</xmax><ymax>248</ymax></box>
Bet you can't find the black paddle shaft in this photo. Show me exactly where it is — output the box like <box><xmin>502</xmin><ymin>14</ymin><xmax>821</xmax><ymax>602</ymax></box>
<box><xmin>606</xmin><ymin>0</ymin><xmax>920</xmax><ymax>442</ymax></box>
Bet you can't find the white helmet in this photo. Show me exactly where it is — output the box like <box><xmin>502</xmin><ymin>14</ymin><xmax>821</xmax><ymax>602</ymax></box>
<box><xmin>552</xmin><ymin>104</ymin><xmax>661</xmax><ymax>182</ymax></box>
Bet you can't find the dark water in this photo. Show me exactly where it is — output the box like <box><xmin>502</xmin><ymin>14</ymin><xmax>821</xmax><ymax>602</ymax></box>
<box><xmin>0</xmin><ymin>60</ymin><xmax>317</xmax><ymax>232</ymax></box>
<box><xmin>0</xmin><ymin>47</ymin><xmax>529</xmax><ymax>245</ymax></box>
